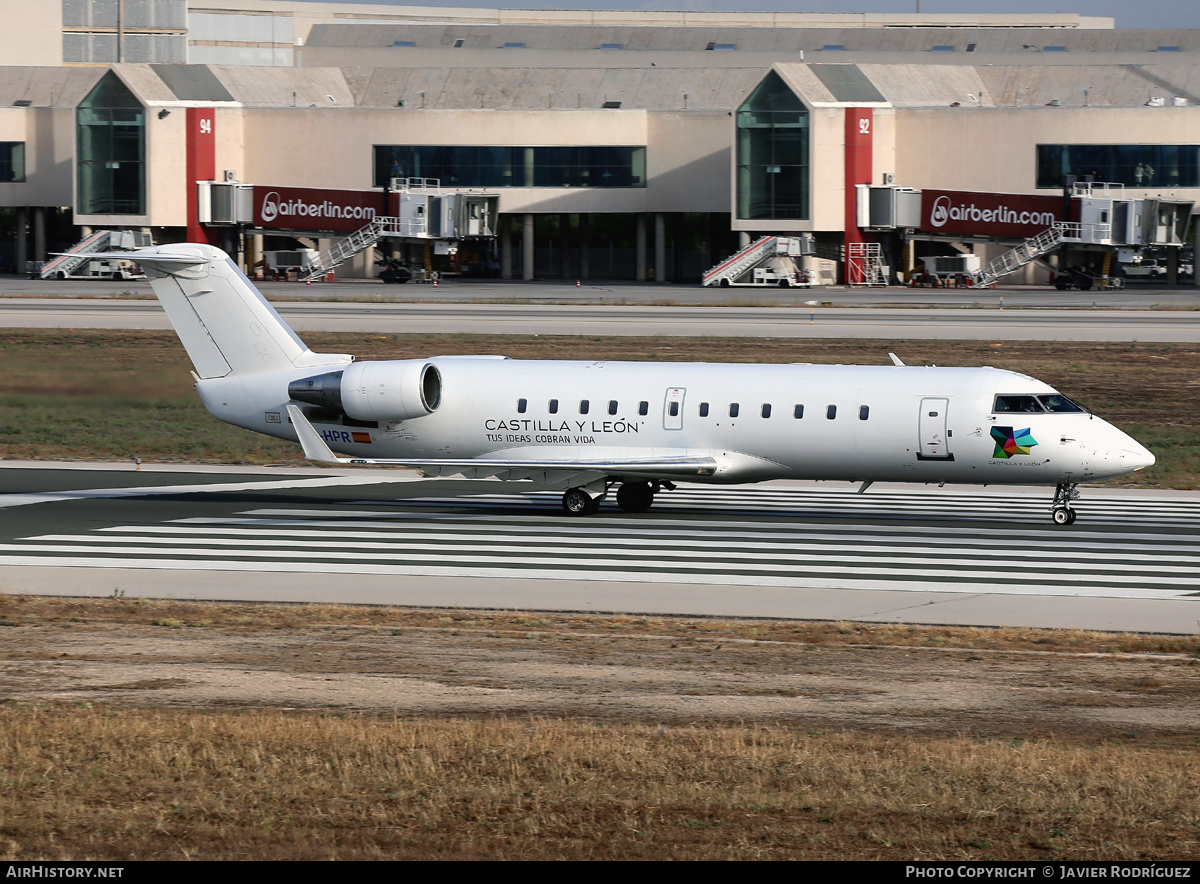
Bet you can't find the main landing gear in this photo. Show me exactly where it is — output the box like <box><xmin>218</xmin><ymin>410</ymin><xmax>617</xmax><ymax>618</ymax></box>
<box><xmin>561</xmin><ymin>480</ymin><xmax>673</xmax><ymax>516</ymax></box>
<box><xmin>1051</xmin><ymin>482</ymin><xmax>1079</xmax><ymax>525</ymax></box>
<box><xmin>561</xmin><ymin>487</ymin><xmax>600</xmax><ymax>516</ymax></box>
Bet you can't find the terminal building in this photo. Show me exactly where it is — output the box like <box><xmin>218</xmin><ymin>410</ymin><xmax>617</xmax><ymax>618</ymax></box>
<box><xmin>1</xmin><ymin>0</ymin><xmax>1199</xmax><ymax>285</ymax></box>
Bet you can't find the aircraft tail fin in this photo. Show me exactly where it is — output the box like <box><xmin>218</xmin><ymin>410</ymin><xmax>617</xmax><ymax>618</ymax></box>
<box><xmin>117</xmin><ymin>244</ymin><xmax>350</xmax><ymax>379</ymax></box>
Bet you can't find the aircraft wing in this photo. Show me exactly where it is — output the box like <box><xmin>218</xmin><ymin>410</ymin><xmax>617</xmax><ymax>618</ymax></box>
<box><xmin>286</xmin><ymin>405</ymin><xmax>717</xmax><ymax>482</ymax></box>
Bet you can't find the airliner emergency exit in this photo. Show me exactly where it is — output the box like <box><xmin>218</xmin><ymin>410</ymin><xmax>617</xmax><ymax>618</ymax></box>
<box><xmin>122</xmin><ymin>244</ymin><xmax>1153</xmax><ymax>524</ymax></box>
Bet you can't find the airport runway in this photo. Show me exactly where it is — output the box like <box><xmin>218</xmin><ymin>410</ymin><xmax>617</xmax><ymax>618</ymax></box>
<box><xmin>4</xmin><ymin>274</ymin><xmax>1200</xmax><ymax>308</ymax></box>
<box><xmin>1</xmin><ymin>465</ymin><xmax>1197</xmax><ymax>633</ymax></box>
<box><xmin>4</xmin><ymin>297</ymin><xmax>1200</xmax><ymax>341</ymax></box>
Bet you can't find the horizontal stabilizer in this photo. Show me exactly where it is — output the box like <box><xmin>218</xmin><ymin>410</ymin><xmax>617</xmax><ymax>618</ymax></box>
<box><xmin>79</xmin><ymin>250</ymin><xmax>209</xmax><ymax>269</ymax></box>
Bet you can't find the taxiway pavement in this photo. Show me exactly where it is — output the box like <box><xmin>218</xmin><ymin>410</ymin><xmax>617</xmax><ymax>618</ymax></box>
<box><xmin>4</xmin><ymin>298</ymin><xmax>1200</xmax><ymax>341</ymax></box>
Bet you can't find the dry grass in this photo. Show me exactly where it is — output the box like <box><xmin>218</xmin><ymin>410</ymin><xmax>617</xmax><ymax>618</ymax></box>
<box><xmin>3</xmin><ymin>596</ymin><xmax>1199</xmax><ymax>860</ymax></box>
<box><xmin>4</xmin><ymin>594</ymin><xmax>1199</xmax><ymax>657</ymax></box>
<box><xmin>1</xmin><ymin>707</ymin><xmax>1197</xmax><ymax>860</ymax></box>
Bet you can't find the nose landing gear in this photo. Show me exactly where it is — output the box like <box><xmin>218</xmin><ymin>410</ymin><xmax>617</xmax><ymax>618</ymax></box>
<box><xmin>1051</xmin><ymin>482</ymin><xmax>1079</xmax><ymax>525</ymax></box>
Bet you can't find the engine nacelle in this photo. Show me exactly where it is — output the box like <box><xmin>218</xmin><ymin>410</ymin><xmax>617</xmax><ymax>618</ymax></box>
<box><xmin>288</xmin><ymin>360</ymin><xmax>441</xmax><ymax>422</ymax></box>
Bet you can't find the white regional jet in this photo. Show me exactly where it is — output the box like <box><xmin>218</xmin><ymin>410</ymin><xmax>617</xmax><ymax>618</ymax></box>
<box><xmin>120</xmin><ymin>244</ymin><xmax>1153</xmax><ymax>524</ymax></box>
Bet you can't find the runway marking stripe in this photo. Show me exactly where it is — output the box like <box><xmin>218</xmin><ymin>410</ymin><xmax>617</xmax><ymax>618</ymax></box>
<box><xmin>92</xmin><ymin>525</ymin><xmax>1200</xmax><ymax>556</ymax></box>
<box><xmin>2</xmin><ymin>543</ymin><xmax>1196</xmax><ymax>586</ymax></box>
<box><xmin>241</xmin><ymin>498</ymin><xmax>1200</xmax><ymax>524</ymax></box>
<box><xmin>67</xmin><ymin>531</ymin><xmax>1200</xmax><ymax>571</ymax></box>
<box><xmin>341</xmin><ymin>491</ymin><xmax>1200</xmax><ymax>517</ymax></box>
<box><xmin>187</xmin><ymin>510</ymin><xmax>1200</xmax><ymax>537</ymax></box>
<box><xmin>0</xmin><ymin>555</ymin><xmax>1188</xmax><ymax>600</ymax></box>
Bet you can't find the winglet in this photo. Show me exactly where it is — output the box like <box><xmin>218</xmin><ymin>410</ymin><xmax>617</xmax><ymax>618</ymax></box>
<box><xmin>888</xmin><ymin>353</ymin><xmax>905</xmax><ymax>366</ymax></box>
<box><xmin>286</xmin><ymin>404</ymin><xmax>352</xmax><ymax>464</ymax></box>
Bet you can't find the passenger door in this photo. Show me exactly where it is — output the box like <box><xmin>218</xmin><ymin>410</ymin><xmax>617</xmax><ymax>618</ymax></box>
<box><xmin>918</xmin><ymin>397</ymin><xmax>951</xmax><ymax>458</ymax></box>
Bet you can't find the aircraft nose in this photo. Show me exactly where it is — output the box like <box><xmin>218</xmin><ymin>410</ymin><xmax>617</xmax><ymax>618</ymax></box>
<box><xmin>1123</xmin><ymin>442</ymin><xmax>1155</xmax><ymax>472</ymax></box>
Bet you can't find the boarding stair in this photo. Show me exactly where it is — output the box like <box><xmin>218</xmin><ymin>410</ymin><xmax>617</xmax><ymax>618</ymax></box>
<box><xmin>702</xmin><ymin>235</ymin><xmax>813</xmax><ymax>287</ymax></box>
<box><xmin>971</xmin><ymin>222</ymin><xmax>1110</xmax><ymax>288</ymax></box>
<box><xmin>302</xmin><ymin>177</ymin><xmax>447</xmax><ymax>282</ymax></box>
<box><xmin>1092</xmin><ymin>249</ymin><xmax>1124</xmax><ymax>290</ymax></box>
<box><xmin>301</xmin><ymin>215</ymin><xmax>429</xmax><ymax>282</ymax></box>
<box><xmin>37</xmin><ymin>229</ymin><xmax>151</xmax><ymax>279</ymax></box>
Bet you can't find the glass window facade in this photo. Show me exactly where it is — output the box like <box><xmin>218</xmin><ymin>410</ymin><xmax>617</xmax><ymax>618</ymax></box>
<box><xmin>1036</xmin><ymin>144</ymin><xmax>1200</xmax><ymax>189</ymax></box>
<box><xmin>736</xmin><ymin>71</ymin><xmax>810</xmax><ymax>220</ymax></box>
<box><xmin>374</xmin><ymin>145</ymin><xmax>646</xmax><ymax>188</ymax></box>
<box><xmin>77</xmin><ymin>72</ymin><xmax>146</xmax><ymax>214</ymax></box>
<box><xmin>0</xmin><ymin>142</ymin><xmax>24</xmax><ymax>182</ymax></box>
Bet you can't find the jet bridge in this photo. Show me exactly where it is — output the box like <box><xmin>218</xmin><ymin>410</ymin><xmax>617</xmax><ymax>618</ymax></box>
<box><xmin>971</xmin><ymin>185</ymin><xmax>1193</xmax><ymax>287</ymax></box>
<box><xmin>301</xmin><ymin>178</ymin><xmax>499</xmax><ymax>281</ymax></box>
<box><xmin>862</xmin><ymin>181</ymin><xmax>1194</xmax><ymax>288</ymax></box>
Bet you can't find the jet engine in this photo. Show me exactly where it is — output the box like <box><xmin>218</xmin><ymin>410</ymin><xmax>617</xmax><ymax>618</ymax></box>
<box><xmin>288</xmin><ymin>360</ymin><xmax>442</xmax><ymax>421</ymax></box>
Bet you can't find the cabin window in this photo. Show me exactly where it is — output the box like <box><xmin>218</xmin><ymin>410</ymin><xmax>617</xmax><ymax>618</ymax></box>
<box><xmin>638</xmin><ymin>401</ymin><xmax>649</xmax><ymax>416</ymax></box>
<box><xmin>761</xmin><ymin>403</ymin><xmax>772</xmax><ymax>418</ymax></box>
<box><xmin>826</xmin><ymin>405</ymin><xmax>837</xmax><ymax>420</ymax></box>
<box><xmin>859</xmin><ymin>405</ymin><xmax>869</xmax><ymax>420</ymax></box>
<box><xmin>580</xmin><ymin>399</ymin><xmax>590</xmax><ymax>415</ymax></box>
<box><xmin>729</xmin><ymin>403</ymin><xmax>740</xmax><ymax>418</ymax></box>
<box><xmin>608</xmin><ymin>400</ymin><xmax>618</xmax><ymax>415</ymax></box>
<box><xmin>699</xmin><ymin>402</ymin><xmax>709</xmax><ymax>417</ymax></box>
<box><xmin>793</xmin><ymin>404</ymin><xmax>804</xmax><ymax>419</ymax></box>
<box><xmin>548</xmin><ymin>398</ymin><xmax>559</xmax><ymax>414</ymax></box>
<box><xmin>993</xmin><ymin>394</ymin><xmax>1045</xmax><ymax>414</ymax></box>
<box><xmin>668</xmin><ymin>401</ymin><xmax>679</xmax><ymax>417</ymax></box>
<box><xmin>517</xmin><ymin>398</ymin><xmax>527</xmax><ymax>413</ymax></box>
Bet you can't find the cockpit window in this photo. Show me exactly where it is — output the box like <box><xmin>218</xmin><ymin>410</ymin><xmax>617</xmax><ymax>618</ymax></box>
<box><xmin>993</xmin><ymin>395</ymin><xmax>1045</xmax><ymax>414</ymax></box>
<box><xmin>1038</xmin><ymin>394</ymin><xmax>1086</xmax><ymax>413</ymax></box>
<box><xmin>993</xmin><ymin>394</ymin><xmax>1086</xmax><ymax>414</ymax></box>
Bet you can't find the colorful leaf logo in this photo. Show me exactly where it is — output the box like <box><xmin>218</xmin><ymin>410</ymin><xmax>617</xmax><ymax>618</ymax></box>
<box><xmin>990</xmin><ymin>426</ymin><xmax>1037</xmax><ymax>458</ymax></box>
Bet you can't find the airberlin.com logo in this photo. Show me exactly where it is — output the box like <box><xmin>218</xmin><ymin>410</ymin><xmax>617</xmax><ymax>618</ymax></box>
<box><xmin>929</xmin><ymin>194</ymin><xmax>1055</xmax><ymax>230</ymax></box>
<box><xmin>261</xmin><ymin>191</ymin><xmax>280</xmax><ymax>223</ymax></box>
<box><xmin>259</xmin><ymin>191</ymin><xmax>377</xmax><ymax>224</ymax></box>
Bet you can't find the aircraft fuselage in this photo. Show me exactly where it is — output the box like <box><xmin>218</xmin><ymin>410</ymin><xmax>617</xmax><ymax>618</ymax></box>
<box><xmin>198</xmin><ymin>358</ymin><xmax>1150</xmax><ymax>488</ymax></box>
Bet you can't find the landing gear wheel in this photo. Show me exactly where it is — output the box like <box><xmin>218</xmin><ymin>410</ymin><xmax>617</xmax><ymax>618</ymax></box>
<box><xmin>616</xmin><ymin>481</ymin><xmax>654</xmax><ymax>513</ymax></box>
<box><xmin>562</xmin><ymin>488</ymin><xmax>598</xmax><ymax>516</ymax></box>
<box><xmin>1051</xmin><ymin>482</ymin><xmax>1080</xmax><ymax>525</ymax></box>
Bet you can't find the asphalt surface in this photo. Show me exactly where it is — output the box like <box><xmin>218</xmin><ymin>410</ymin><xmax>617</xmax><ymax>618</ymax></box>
<box><xmin>4</xmin><ymin>273</ymin><xmax>1200</xmax><ymax>307</ymax></box>
<box><xmin>4</xmin><ymin>297</ymin><xmax>1200</xmax><ymax>341</ymax></box>
<box><xmin>1</xmin><ymin>464</ymin><xmax>1196</xmax><ymax>633</ymax></box>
